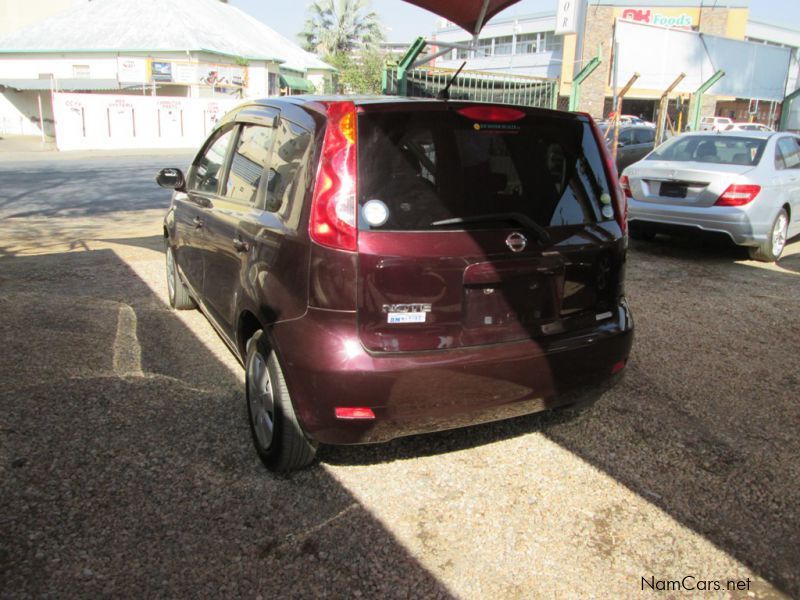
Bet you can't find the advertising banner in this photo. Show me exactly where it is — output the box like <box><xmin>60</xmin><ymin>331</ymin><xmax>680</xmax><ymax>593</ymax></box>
<box><xmin>148</xmin><ymin>59</ymin><xmax>246</xmax><ymax>89</ymax></box>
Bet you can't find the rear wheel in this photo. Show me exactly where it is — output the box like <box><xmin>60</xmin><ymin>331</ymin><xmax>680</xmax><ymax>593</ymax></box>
<box><xmin>245</xmin><ymin>331</ymin><xmax>317</xmax><ymax>472</ymax></box>
<box><xmin>165</xmin><ymin>244</ymin><xmax>196</xmax><ymax>309</ymax></box>
<box><xmin>749</xmin><ymin>209</ymin><xmax>788</xmax><ymax>262</ymax></box>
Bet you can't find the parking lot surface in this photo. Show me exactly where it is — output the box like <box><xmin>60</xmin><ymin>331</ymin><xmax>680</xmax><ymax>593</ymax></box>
<box><xmin>1</xmin><ymin>154</ymin><xmax>798</xmax><ymax>598</ymax></box>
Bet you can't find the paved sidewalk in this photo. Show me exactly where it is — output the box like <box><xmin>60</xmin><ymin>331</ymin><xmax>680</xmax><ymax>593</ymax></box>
<box><xmin>0</xmin><ymin>134</ymin><xmax>192</xmax><ymax>162</ymax></box>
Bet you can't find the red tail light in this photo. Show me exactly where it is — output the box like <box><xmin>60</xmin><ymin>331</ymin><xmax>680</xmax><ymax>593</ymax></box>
<box><xmin>715</xmin><ymin>184</ymin><xmax>761</xmax><ymax>206</ymax></box>
<box><xmin>457</xmin><ymin>105</ymin><xmax>526</xmax><ymax>123</ymax></box>
<box><xmin>585</xmin><ymin>114</ymin><xmax>627</xmax><ymax>234</ymax></box>
<box><xmin>619</xmin><ymin>175</ymin><xmax>633</xmax><ymax>199</ymax></box>
<box><xmin>310</xmin><ymin>101</ymin><xmax>357</xmax><ymax>251</ymax></box>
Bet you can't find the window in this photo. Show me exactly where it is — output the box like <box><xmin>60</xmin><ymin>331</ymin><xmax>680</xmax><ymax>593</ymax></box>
<box><xmin>268</xmin><ymin>72</ymin><xmax>279</xmax><ymax>96</ymax></box>
<box><xmin>224</xmin><ymin>125</ymin><xmax>274</xmax><ymax>206</ymax></box>
<box><xmin>475</xmin><ymin>38</ymin><xmax>493</xmax><ymax>57</ymax></box>
<box><xmin>542</xmin><ymin>32</ymin><xmax>562</xmax><ymax>53</ymax></box>
<box><xmin>633</xmin><ymin>129</ymin><xmax>655</xmax><ymax>144</ymax></box>
<box><xmin>188</xmin><ymin>128</ymin><xmax>235</xmax><ymax>194</ymax></box>
<box><xmin>357</xmin><ymin>111</ymin><xmax>611</xmax><ymax>231</ymax></box>
<box><xmin>618</xmin><ymin>130</ymin><xmax>635</xmax><ymax>145</ymax></box>
<box><xmin>776</xmin><ymin>137</ymin><xmax>800</xmax><ymax>169</ymax></box>
<box><xmin>72</xmin><ymin>65</ymin><xmax>90</xmax><ymax>78</ymax></box>
<box><xmin>648</xmin><ymin>135</ymin><xmax>766</xmax><ymax>166</ymax></box>
<box><xmin>515</xmin><ymin>33</ymin><xmax>538</xmax><ymax>54</ymax></box>
<box><xmin>456</xmin><ymin>42</ymin><xmax>470</xmax><ymax>59</ymax></box>
<box><xmin>266</xmin><ymin>119</ymin><xmax>312</xmax><ymax>213</ymax></box>
<box><xmin>494</xmin><ymin>36</ymin><xmax>513</xmax><ymax>56</ymax></box>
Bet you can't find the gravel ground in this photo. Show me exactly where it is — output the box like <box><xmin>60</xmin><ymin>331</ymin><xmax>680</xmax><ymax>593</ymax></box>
<box><xmin>0</xmin><ymin>155</ymin><xmax>798</xmax><ymax>598</ymax></box>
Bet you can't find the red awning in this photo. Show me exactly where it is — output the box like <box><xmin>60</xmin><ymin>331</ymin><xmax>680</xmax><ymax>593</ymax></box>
<box><xmin>402</xmin><ymin>0</ymin><xmax>523</xmax><ymax>34</ymax></box>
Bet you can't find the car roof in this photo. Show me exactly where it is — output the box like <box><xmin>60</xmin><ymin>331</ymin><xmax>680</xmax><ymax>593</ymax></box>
<box><xmin>680</xmin><ymin>130</ymin><xmax>774</xmax><ymax>140</ymax></box>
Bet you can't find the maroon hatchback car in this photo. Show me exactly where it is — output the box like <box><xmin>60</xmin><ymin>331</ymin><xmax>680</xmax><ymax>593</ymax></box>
<box><xmin>157</xmin><ymin>96</ymin><xmax>633</xmax><ymax>471</ymax></box>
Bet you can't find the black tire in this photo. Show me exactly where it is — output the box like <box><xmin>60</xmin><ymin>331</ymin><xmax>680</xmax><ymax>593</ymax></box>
<box><xmin>629</xmin><ymin>224</ymin><xmax>656</xmax><ymax>241</ymax></box>
<box><xmin>749</xmin><ymin>209</ymin><xmax>789</xmax><ymax>262</ymax></box>
<box><xmin>245</xmin><ymin>331</ymin><xmax>317</xmax><ymax>472</ymax></box>
<box><xmin>165</xmin><ymin>243</ymin><xmax>196</xmax><ymax>309</ymax></box>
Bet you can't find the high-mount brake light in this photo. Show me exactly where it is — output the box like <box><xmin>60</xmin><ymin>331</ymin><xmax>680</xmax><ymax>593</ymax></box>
<box><xmin>457</xmin><ymin>106</ymin><xmax>526</xmax><ymax>123</ymax></box>
<box><xmin>586</xmin><ymin>114</ymin><xmax>627</xmax><ymax>234</ymax></box>
<box><xmin>715</xmin><ymin>184</ymin><xmax>761</xmax><ymax>206</ymax></box>
<box><xmin>310</xmin><ymin>101</ymin><xmax>358</xmax><ymax>251</ymax></box>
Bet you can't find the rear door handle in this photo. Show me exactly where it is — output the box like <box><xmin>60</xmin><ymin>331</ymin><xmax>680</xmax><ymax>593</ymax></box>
<box><xmin>192</xmin><ymin>216</ymin><xmax>203</xmax><ymax>228</ymax></box>
<box><xmin>232</xmin><ymin>238</ymin><xmax>250</xmax><ymax>253</ymax></box>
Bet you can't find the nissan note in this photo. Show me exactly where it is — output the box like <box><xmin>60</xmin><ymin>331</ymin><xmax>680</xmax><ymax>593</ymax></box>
<box><xmin>157</xmin><ymin>96</ymin><xmax>634</xmax><ymax>471</ymax></box>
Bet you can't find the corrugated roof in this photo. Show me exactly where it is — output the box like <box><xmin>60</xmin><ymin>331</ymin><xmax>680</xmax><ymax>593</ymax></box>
<box><xmin>0</xmin><ymin>0</ymin><xmax>334</xmax><ymax>73</ymax></box>
<box><xmin>0</xmin><ymin>78</ymin><xmax>121</xmax><ymax>91</ymax></box>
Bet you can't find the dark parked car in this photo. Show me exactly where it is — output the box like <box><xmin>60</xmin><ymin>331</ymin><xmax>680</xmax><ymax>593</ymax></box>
<box><xmin>599</xmin><ymin>123</ymin><xmax>657</xmax><ymax>172</ymax></box>
<box><xmin>157</xmin><ymin>97</ymin><xmax>634</xmax><ymax>471</ymax></box>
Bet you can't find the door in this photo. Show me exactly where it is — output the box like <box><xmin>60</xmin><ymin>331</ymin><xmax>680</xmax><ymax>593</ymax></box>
<box><xmin>202</xmin><ymin>120</ymin><xmax>277</xmax><ymax>334</ymax></box>
<box><xmin>178</xmin><ymin>126</ymin><xmax>236</xmax><ymax>298</ymax></box>
<box><xmin>355</xmin><ymin>106</ymin><xmax>624</xmax><ymax>353</ymax></box>
<box><xmin>775</xmin><ymin>136</ymin><xmax>800</xmax><ymax>236</ymax></box>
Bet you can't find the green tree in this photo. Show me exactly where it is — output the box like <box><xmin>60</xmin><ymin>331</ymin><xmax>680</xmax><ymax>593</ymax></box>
<box><xmin>299</xmin><ymin>0</ymin><xmax>384</xmax><ymax>56</ymax></box>
<box><xmin>326</xmin><ymin>49</ymin><xmax>386</xmax><ymax>94</ymax></box>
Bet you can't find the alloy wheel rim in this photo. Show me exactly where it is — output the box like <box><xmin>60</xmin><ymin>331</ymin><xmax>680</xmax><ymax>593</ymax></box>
<box><xmin>772</xmin><ymin>214</ymin><xmax>788</xmax><ymax>258</ymax></box>
<box><xmin>247</xmin><ymin>352</ymin><xmax>275</xmax><ymax>449</ymax></box>
<box><xmin>166</xmin><ymin>247</ymin><xmax>176</xmax><ymax>301</ymax></box>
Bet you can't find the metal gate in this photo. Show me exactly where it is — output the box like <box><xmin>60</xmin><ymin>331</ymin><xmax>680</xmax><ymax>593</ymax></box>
<box><xmin>383</xmin><ymin>65</ymin><xmax>558</xmax><ymax>110</ymax></box>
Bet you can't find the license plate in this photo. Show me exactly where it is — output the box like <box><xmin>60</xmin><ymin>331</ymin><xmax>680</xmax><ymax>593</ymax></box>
<box><xmin>660</xmin><ymin>182</ymin><xmax>687</xmax><ymax>198</ymax></box>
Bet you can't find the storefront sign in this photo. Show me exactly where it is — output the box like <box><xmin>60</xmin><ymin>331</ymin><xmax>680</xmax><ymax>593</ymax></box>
<box><xmin>555</xmin><ymin>0</ymin><xmax>583</xmax><ymax>35</ymax></box>
<box><xmin>620</xmin><ymin>8</ymin><xmax>694</xmax><ymax>29</ymax></box>
<box><xmin>117</xmin><ymin>57</ymin><xmax>148</xmax><ymax>83</ymax></box>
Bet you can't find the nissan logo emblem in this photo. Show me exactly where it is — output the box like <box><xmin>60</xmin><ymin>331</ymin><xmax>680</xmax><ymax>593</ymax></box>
<box><xmin>506</xmin><ymin>232</ymin><xmax>527</xmax><ymax>253</ymax></box>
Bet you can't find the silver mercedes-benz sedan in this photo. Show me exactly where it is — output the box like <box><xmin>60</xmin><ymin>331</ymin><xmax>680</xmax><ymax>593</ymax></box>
<box><xmin>622</xmin><ymin>131</ymin><xmax>800</xmax><ymax>261</ymax></box>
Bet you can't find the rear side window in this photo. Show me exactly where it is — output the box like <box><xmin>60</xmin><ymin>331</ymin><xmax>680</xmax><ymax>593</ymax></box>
<box><xmin>776</xmin><ymin>137</ymin><xmax>800</xmax><ymax>170</ymax></box>
<box><xmin>224</xmin><ymin>124</ymin><xmax>274</xmax><ymax>206</ymax></box>
<box><xmin>633</xmin><ymin>129</ymin><xmax>654</xmax><ymax>144</ymax></box>
<box><xmin>266</xmin><ymin>119</ymin><xmax>312</xmax><ymax>213</ymax></box>
<box><xmin>648</xmin><ymin>135</ymin><xmax>766</xmax><ymax>166</ymax></box>
<box><xmin>357</xmin><ymin>109</ymin><xmax>611</xmax><ymax>231</ymax></box>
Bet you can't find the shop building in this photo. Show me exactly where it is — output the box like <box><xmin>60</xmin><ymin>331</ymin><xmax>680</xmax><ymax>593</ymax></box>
<box><xmin>0</xmin><ymin>0</ymin><xmax>334</xmax><ymax>147</ymax></box>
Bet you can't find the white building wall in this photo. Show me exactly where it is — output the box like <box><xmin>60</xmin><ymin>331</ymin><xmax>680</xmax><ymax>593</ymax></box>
<box><xmin>434</xmin><ymin>14</ymin><xmax>562</xmax><ymax>79</ymax></box>
<box><xmin>0</xmin><ymin>88</ymin><xmax>52</xmax><ymax>135</ymax></box>
<box><xmin>50</xmin><ymin>92</ymin><xmax>239</xmax><ymax>150</ymax></box>
<box><xmin>0</xmin><ymin>55</ymin><xmax>119</xmax><ymax>79</ymax></box>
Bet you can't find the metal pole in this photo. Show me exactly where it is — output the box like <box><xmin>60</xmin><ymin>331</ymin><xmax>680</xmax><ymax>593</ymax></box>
<box><xmin>689</xmin><ymin>69</ymin><xmax>725</xmax><ymax>131</ymax></box>
<box><xmin>37</xmin><ymin>94</ymin><xmax>45</xmax><ymax>143</ymax></box>
<box><xmin>655</xmin><ymin>73</ymin><xmax>686</xmax><ymax>146</ymax></box>
<box><xmin>611</xmin><ymin>72</ymin><xmax>640</xmax><ymax>162</ymax></box>
<box><xmin>568</xmin><ymin>55</ymin><xmax>601</xmax><ymax>111</ymax></box>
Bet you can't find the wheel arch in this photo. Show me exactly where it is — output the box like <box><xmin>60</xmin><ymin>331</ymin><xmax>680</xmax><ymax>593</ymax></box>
<box><xmin>237</xmin><ymin>310</ymin><xmax>267</xmax><ymax>362</ymax></box>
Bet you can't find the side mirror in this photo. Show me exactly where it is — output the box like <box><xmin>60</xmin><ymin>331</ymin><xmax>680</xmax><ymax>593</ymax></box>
<box><xmin>156</xmin><ymin>168</ymin><xmax>186</xmax><ymax>191</ymax></box>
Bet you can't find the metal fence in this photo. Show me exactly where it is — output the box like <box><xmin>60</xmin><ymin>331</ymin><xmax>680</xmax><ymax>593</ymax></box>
<box><xmin>383</xmin><ymin>66</ymin><xmax>559</xmax><ymax>110</ymax></box>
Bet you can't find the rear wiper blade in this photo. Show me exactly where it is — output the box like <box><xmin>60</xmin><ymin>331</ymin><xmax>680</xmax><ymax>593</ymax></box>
<box><xmin>430</xmin><ymin>212</ymin><xmax>551</xmax><ymax>244</ymax></box>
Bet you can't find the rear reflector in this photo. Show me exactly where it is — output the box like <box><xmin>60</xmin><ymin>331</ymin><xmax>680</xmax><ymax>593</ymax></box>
<box><xmin>335</xmin><ymin>407</ymin><xmax>376</xmax><ymax>420</ymax></box>
<box><xmin>714</xmin><ymin>184</ymin><xmax>761</xmax><ymax>206</ymax></box>
<box><xmin>611</xmin><ymin>360</ymin><xmax>627</xmax><ymax>375</ymax></box>
<box><xmin>457</xmin><ymin>105</ymin><xmax>526</xmax><ymax>123</ymax></box>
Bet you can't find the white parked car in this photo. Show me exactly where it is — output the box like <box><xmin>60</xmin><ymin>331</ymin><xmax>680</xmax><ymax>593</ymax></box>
<box><xmin>622</xmin><ymin>131</ymin><xmax>800</xmax><ymax>261</ymax></box>
<box><xmin>724</xmin><ymin>122</ymin><xmax>774</xmax><ymax>132</ymax></box>
<box><xmin>699</xmin><ymin>116</ymin><xmax>733</xmax><ymax>132</ymax></box>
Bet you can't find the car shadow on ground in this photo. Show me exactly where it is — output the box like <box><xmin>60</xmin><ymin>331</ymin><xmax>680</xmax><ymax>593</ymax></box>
<box><xmin>325</xmin><ymin>239</ymin><xmax>800</xmax><ymax>596</ymax></box>
<box><xmin>0</xmin><ymin>247</ymin><xmax>452</xmax><ymax>598</ymax></box>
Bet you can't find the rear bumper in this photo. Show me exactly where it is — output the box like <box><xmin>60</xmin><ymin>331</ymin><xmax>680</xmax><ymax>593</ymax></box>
<box><xmin>628</xmin><ymin>199</ymin><xmax>763</xmax><ymax>246</ymax></box>
<box><xmin>272</xmin><ymin>301</ymin><xmax>634</xmax><ymax>445</ymax></box>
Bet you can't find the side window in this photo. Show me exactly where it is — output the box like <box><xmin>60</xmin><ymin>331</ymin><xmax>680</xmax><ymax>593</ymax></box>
<box><xmin>776</xmin><ymin>138</ymin><xmax>800</xmax><ymax>170</ymax></box>
<box><xmin>224</xmin><ymin>124</ymin><xmax>275</xmax><ymax>206</ymax></box>
<box><xmin>633</xmin><ymin>128</ymin><xmax>654</xmax><ymax>144</ymax></box>
<box><xmin>188</xmin><ymin>127</ymin><xmax>235</xmax><ymax>194</ymax></box>
<box><xmin>266</xmin><ymin>119</ymin><xmax>312</xmax><ymax>213</ymax></box>
<box><xmin>618</xmin><ymin>129</ymin><xmax>635</xmax><ymax>145</ymax></box>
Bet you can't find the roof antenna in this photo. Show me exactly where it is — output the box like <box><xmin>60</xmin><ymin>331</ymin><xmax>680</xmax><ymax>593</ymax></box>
<box><xmin>437</xmin><ymin>61</ymin><xmax>466</xmax><ymax>100</ymax></box>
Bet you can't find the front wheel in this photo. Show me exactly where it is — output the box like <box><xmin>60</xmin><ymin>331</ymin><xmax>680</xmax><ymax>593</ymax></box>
<box><xmin>245</xmin><ymin>331</ymin><xmax>317</xmax><ymax>472</ymax></box>
<box><xmin>165</xmin><ymin>244</ymin><xmax>196</xmax><ymax>309</ymax></box>
<box><xmin>749</xmin><ymin>209</ymin><xmax>788</xmax><ymax>262</ymax></box>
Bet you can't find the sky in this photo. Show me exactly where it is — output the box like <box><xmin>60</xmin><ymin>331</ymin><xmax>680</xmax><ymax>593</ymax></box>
<box><xmin>229</xmin><ymin>0</ymin><xmax>800</xmax><ymax>44</ymax></box>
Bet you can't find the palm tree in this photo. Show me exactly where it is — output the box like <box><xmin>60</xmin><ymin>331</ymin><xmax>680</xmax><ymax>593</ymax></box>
<box><xmin>299</xmin><ymin>0</ymin><xmax>384</xmax><ymax>56</ymax></box>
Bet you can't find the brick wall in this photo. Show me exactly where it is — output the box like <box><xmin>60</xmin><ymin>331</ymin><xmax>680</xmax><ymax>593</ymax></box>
<box><xmin>577</xmin><ymin>6</ymin><xmax>615</xmax><ymax>119</ymax></box>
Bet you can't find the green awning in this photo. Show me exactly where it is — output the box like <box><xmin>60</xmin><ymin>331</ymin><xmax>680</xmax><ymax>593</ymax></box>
<box><xmin>279</xmin><ymin>75</ymin><xmax>316</xmax><ymax>93</ymax></box>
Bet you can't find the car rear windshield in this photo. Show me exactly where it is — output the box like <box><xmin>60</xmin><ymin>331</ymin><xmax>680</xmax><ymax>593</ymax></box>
<box><xmin>356</xmin><ymin>108</ymin><xmax>612</xmax><ymax>232</ymax></box>
<box><xmin>647</xmin><ymin>135</ymin><xmax>766</xmax><ymax>166</ymax></box>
